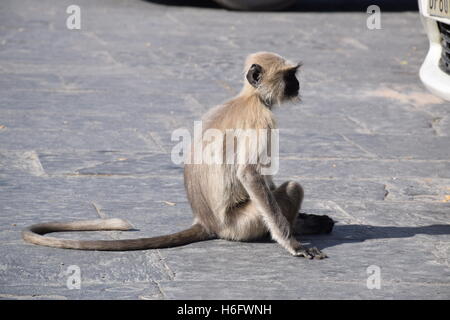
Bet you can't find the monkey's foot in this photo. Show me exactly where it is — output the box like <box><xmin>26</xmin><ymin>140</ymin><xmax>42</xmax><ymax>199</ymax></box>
<box><xmin>296</xmin><ymin>213</ymin><xmax>335</xmax><ymax>235</ymax></box>
<box><xmin>293</xmin><ymin>246</ymin><xmax>328</xmax><ymax>259</ymax></box>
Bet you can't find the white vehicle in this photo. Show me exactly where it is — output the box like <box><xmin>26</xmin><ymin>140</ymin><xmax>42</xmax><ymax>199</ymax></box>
<box><xmin>419</xmin><ymin>0</ymin><xmax>450</xmax><ymax>100</ymax></box>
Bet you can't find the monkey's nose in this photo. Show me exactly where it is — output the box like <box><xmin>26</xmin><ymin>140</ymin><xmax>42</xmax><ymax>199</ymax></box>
<box><xmin>287</xmin><ymin>85</ymin><xmax>299</xmax><ymax>97</ymax></box>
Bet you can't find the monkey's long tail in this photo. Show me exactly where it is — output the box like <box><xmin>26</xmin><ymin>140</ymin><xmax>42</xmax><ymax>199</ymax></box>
<box><xmin>22</xmin><ymin>218</ymin><xmax>213</xmax><ymax>251</ymax></box>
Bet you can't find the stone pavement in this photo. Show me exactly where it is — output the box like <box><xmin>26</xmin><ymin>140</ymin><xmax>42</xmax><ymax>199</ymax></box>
<box><xmin>0</xmin><ymin>0</ymin><xmax>449</xmax><ymax>299</ymax></box>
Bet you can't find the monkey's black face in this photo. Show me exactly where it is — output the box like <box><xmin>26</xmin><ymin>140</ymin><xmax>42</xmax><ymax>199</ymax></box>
<box><xmin>283</xmin><ymin>70</ymin><xmax>299</xmax><ymax>98</ymax></box>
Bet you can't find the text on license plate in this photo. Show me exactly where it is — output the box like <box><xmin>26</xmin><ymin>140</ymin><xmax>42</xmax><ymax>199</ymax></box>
<box><xmin>428</xmin><ymin>0</ymin><xmax>450</xmax><ymax>18</ymax></box>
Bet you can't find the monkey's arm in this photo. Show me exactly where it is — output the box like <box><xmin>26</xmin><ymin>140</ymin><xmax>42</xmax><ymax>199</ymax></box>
<box><xmin>237</xmin><ymin>165</ymin><xmax>305</xmax><ymax>256</ymax></box>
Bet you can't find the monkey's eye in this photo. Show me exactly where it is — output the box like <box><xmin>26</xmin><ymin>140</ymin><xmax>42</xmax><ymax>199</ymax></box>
<box><xmin>284</xmin><ymin>70</ymin><xmax>297</xmax><ymax>81</ymax></box>
<box><xmin>286</xmin><ymin>64</ymin><xmax>301</xmax><ymax>77</ymax></box>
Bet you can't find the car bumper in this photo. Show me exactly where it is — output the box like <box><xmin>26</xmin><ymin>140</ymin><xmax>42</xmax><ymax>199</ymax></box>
<box><xmin>419</xmin><ymin>0</ymin><xmax>450</xmax><ymax>100</ymax></box>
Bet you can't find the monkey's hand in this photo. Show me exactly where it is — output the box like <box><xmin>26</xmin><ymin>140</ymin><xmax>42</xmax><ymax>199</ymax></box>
<box><xmin>288</xmin><ymin>238</ymin><xmax>327</xmax><ymax>259</ymax></box>
<box><xmin>293</xmin><ymin>245</ymin><xmax>328</xmax><ymax>259</ymax></box>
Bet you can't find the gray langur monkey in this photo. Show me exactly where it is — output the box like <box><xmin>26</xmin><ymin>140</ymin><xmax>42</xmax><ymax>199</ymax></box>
<box><xmin>22</xmin><ymin>52</ymin><xmax>334</xmax><ymax>258</ymax></box>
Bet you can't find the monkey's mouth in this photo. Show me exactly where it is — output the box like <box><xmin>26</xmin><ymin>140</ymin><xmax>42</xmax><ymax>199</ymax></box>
<box><xmin>287</xmin><ymin>90</ymin><xmax>299</xmax><ymax>99</ymax></box>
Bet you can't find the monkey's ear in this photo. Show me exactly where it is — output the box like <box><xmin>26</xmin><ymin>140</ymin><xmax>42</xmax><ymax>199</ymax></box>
<box><xmin>246</xmin><ymin>64</ymin><xmax>263</xmax><ymax>88</ymax></box>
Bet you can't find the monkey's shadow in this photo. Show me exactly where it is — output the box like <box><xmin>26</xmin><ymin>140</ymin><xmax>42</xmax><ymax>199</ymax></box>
<box><xmin>253</xmin><ymin>222</ymin><xmax>450</xmax><ymax>251</ymax></box>
<box><xmin>295</xmin><ymin>223</ymin><xmax>450</xmax><ymax>250</ymax></box>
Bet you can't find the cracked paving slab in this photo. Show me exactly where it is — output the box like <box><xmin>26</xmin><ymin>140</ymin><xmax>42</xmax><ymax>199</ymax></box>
<box><xmin>0</xmin><ymin>0</ymin><xmax>449</xmax><ymax>300</ymax></box>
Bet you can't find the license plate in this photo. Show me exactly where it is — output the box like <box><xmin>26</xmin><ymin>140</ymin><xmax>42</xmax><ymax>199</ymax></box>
<box><xmin>428</xmin><ymin>0</ymin><xmax>450</xmax><ymax>19</ymax></box>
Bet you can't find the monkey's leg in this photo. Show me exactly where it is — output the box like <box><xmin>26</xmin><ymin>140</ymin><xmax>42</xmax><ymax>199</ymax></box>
<box><xmin>273</xmin><ymin>182</ymin><xmax>334</xmax><ymax>235</ymax></box>
<box><xmin>272</xmin><ymin>181</ymin><xmax>335</xmax><ymax>235</ymax></box>
<box><xmin>295</xmin><ymin>213</ymin><xmax>335</xmax><ymax>235</ymax></box>
<box><xmin>272</xmin><ymin>181</ymin><xmax>303</xmax><ymax>229</ymax></box>
<box><xmin>272</xmin><ymin>181</ymin><xmax>327</xmax><ymax>259</ymax></box>
<box><xmin>237</xmin><ymin>166</ymin><xmax>325</xmax><ymax>258</ymax></box>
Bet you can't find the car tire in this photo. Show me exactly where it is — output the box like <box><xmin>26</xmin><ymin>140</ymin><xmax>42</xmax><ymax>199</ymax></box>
<box><xmin>212</xmin><ymin>0</ymin><xmax>296</xmax><ymax>11</ymax></box>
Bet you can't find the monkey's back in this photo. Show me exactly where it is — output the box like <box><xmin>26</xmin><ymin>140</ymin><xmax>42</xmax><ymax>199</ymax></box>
<box><xmin>184</xmin><ymin>98</ymin><xmax>275</xmax><ymax>234</ymax></box>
